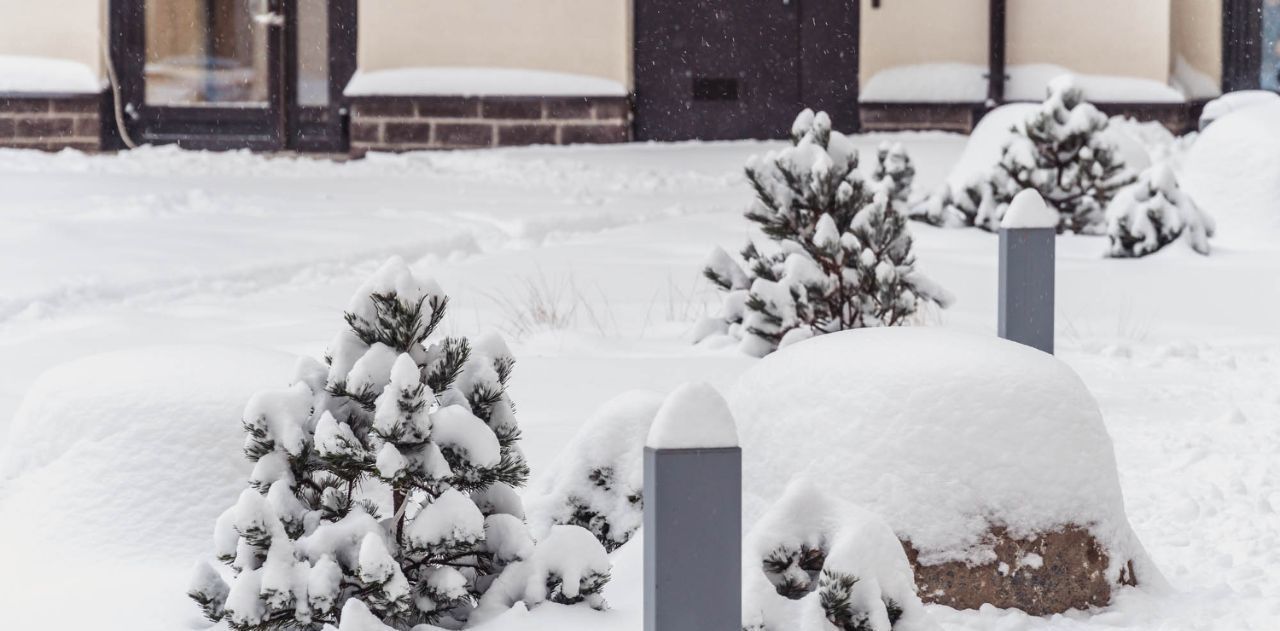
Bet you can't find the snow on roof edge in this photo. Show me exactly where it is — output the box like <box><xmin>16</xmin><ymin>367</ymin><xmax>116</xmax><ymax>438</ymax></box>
<box><xmin>345</xmin><ymin>67</ymin><xmax>629</xmax><ymax>98</ymax></box>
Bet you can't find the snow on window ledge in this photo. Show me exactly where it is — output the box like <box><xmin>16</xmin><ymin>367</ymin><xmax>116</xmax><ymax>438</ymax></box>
<box><xmin>0</xmin><ymin>55</ymin><xmax>103</xmax><ymax>95</ymax></box>
<box><xmin>860</xmin><ymin>62</ymin><xmax>1192</xmax><ymax>104</ymax></box>
<box><xmin>344</xmin><ymin>67</ymin><xmax>628</xmax><ymax>98</ymax></box>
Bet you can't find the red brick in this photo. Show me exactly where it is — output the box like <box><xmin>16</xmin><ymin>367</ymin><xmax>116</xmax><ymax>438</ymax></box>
<box><xmin>351</xmin><ymin>98</ymin><xmax>415</xmax><ymax>118</ymax></box>
<box><xmin>383</xmin><ymin>122</ymin><xmax>433</xmax><ymax>144</ymax></box>
<box><xmin>16</xmin><ymin>117</ymin><xmax>75</xmax><ymax>138</ymax></box>
<box><xmin>0</xmin><ymin>98</ymin><xmax>52</xmax><ymax>114</ymax></box>
<box><xmin>543</xmin><ymin>98</ymin><xmax>594</xmax><ymax>120</ymax></box>
<box><xmin>559</xmin><ymin>123</ymin><xmax>629</xmax><ymax>145</ymax></box>
<box><xmin>481</xmin><ymin>98</ymin><xmax>543</xmax><ymax>120</ymax></box>
<box><xmin>435</xmin><ymin>123</ymin><xmax>494</xmax><ymax>147</ymax></box>
<box><xmin>593</xmin><ymin>99</ymin><xmax>632</xmax><ymax>121</ymax></box>
<box><xmin>53</xmin><ymin>97</ymin><xmax>101</xmax><ymax>114</ymax></box>
<box><xmin>497</xmin><ymin>124</ymin><xmax>557</xmax><ymax>146</ymax></box>
<box><xmin>350</xmin><ymin>121</ymin><xmax>382</xmax><ymax>143</ymax></box>
<box><xmin>416</xmin><ymin>97</ymin><xmax>480</xmax><ymax>118</ymax></box>
<box><xmin>74</xmin><ymin>117</ymin><xmax>100</xmax><ymax>138</ymax></box>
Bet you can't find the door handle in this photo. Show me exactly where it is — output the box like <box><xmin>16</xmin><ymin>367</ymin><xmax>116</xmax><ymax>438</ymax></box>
<box><xmin>254</xmin><ymin>12</ymin><xmax>284</xmax><ymax>27</ymax></box>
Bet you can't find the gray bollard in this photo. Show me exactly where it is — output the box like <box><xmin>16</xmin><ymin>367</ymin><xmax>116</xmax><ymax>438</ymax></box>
<box><xmin>644</xmin><ymin>383</ymin><xmax>741</xmax><ymax>631</ymax></box>
<box><xmin>998</xmin><ymin>189</ymin><xmax>1057</xmax><ymax>354</ymax></box>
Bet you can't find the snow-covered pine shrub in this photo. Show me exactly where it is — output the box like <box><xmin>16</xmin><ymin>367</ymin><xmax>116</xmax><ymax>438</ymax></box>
<box><xmin>924</xmin><ymin>77</ymin><xmax>1134</xmax><ymax>233</ymax></box>
<box><xmin>696</xmin><ymin>109</ymin><xmax>950</xmax><ymax>357</ymax></box>
<box><xmin>872</xmin><ymin>142</ymin><xmax>915</xmax><ymax>205</ymax></box>
<box><xmin>1106</xmin><ymin>164</ymin><xmax>1214</xmax><ymax>257</ymax></box>
<box><xmin>188</xmin><ymin>257</ymin><xmax>609</xmax><ymax>630</ymax></box>
<box><xmin>742</xmin><ymin>479</ymin><xmax>931</xmax><ymax>631</ymax></box>
<box><xmin>527</xmin><ymin>391</ymin><xmax>665</xmax><ymax>553</ymax></box>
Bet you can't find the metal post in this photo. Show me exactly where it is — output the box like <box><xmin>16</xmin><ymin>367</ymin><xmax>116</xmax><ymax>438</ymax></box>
<box><xmin>998</xmin><ymin>225</ymin><xmax>1056</xmax><ymax>354</ymax></box>
<box><xmin>644</xmin><ymin>444</ymin><xmax>741</xmax><ymax>631</ymax></box>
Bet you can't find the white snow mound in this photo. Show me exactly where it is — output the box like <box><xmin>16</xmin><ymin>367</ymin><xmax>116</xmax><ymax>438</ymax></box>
<box><xmin>1181</xmin><ymin>101</ymin><xmax>1280</xmax><ymax>238</ymax></box>
<box><xmin>0</xmin><ymin>346</ymin><xmax>299</xmax><ymax>560</ymax></box>
<box><xmin>729</xmin><ymin>328</ymin><xmax>1151</xmax><ymax>573</ymax></box>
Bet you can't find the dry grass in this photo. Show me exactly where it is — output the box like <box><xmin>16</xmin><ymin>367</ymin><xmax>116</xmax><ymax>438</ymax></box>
<box><xmin>484</xmin><ymin>272</ymin><xmax>618</xmax><ymax>340</ymax></box>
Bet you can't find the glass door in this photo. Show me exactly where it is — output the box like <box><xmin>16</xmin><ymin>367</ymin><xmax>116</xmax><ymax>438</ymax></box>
<box><xmin>115</xmin><ymin>0</ymin><xmax>287</xmax><ymax>149</ymax></box>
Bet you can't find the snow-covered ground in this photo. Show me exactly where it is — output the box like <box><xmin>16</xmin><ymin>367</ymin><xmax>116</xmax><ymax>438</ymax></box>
<box><xmin>0</xmin><ymin>128</ymin><xmax>1277</xmax><ymax>630</ymax></box>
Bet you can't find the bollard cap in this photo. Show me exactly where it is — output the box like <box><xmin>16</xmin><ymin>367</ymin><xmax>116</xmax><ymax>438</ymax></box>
<box><xmin>646</xmin><ymin>382</ymin><xmax>739</xmax><ymax>449</ymax></box>
<box><xmin>1000</xmin><ymin>189</ymin><xmax>1058</xmax><ymax>230</ymax></box>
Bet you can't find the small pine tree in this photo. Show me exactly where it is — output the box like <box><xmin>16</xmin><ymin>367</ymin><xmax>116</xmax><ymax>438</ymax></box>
<box><xmin>697</xmin><ymin>109</ymin><xmax>951</xmax><ymax>357</ymax></box>
<box><xmin>919</xmin><ymin>76</ymin><xmax>1135</xmax><ymax>233</ymax></box>
<box><xmin>994</xmin><ymin>77</ymin><xmax>1134</xmax><ymax>233</ymax></box>
<box><xmin>1106</xmin><ymin>163</ymin><xmax>1214</xmax><ymax>257</ymax></box>
<box><xmin>189</xmin><ymin>258</ymin><xmax>608</xmax><ymax>630</ymax></box>
<box><xmin>872</xmin><ymin>142</ymin><xmax>915</xmax><ymax>205</ymax></box>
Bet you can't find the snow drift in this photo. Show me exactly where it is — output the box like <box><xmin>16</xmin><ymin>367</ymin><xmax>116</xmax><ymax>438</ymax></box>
<box><xmin>1181</xmin><ymin>100</ymin><xmax>1280</xmax><ymax>239</ymax></box>
<box><xmin>0</xmin><ymin>345</ymin><xmax>299</xmax><ymax>560</ymax></box>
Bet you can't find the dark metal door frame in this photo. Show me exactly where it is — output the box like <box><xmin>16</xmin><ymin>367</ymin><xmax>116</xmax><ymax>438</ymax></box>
<box><xmin>108</xmin><ymin>0</ymin><xmax>355</xmax><ymax>151</ymax></box>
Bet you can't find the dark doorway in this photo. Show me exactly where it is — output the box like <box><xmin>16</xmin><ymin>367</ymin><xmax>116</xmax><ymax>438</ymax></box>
<box><xmin>633</xmin><ymin>0</ymin><xmax>858</xmax><ymax>141</ymax></box>
<box><xmin>109</xmin><ymin>0</ymin><xmax>354</xmax><ymax>151</ymax></box>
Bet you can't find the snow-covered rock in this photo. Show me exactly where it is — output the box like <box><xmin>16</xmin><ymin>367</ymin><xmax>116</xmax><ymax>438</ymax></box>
<box><xmin>729</xmin><ymin>328</ymin><xmax>1159</xmax><ymax>614</ymax></box>
<box><xmin>0</xmin><ymin>346</ymin><xmax>298</xmax><ymax>560</ymax></box>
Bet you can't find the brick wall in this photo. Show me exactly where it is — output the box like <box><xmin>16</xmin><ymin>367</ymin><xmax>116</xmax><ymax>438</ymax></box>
<box><xmin>349</xmin><ymin>95</ymin><xmax>631</xmax><ymax>155</ymax></box>
<box><xmin>0</xmin><ymin>93</ymin><xmax>102</xmax><ymax>152</ymax></box>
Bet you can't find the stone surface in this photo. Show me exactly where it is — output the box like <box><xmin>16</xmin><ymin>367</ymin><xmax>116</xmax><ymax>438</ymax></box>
<box><xmin>904</xmin><ymin>525</ymin><xmax>1137</xmax><ymax>615</ymax></box>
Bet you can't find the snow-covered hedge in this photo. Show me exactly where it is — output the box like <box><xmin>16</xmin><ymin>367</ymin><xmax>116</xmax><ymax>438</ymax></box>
<box><xmin>694</xmin><ymin>109</ymin><xmax>951</xmax><ymax>357</ymax></box>
<box><xmin>189</xmin><ymin>258</ymin><xmax>609</xmax><ymax>630</ymax></box>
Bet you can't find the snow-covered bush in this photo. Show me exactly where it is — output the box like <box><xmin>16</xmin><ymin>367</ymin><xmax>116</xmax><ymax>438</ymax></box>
<box><xmin>871</xmin><ymin>142</ymin><xmax>915</xmax><ymax>205</ymax></box>
<box><xmin>189</xmin><ymin>258</ymin><xmax>609</xmax><ymax>630</ymax></box>
<box><xmin>1106</xmin><ymin>164</ymin><xmax>1215</xmax><ymax>257</ymax></box>
<box><xmin>527</xmin><ymin>391</ymin><xmax>663</xmax><ymax>552</ymax></box>
<box><xmin>743</xmin><ymin>479</ymin><xmax>932</xmax><ymax>631</ymax></box>
<box><xmin>695</xmin><ymin>109</ymin><xmax>950</xmax><ymax>357</ymax></box>
<box><xmin>921</xmin><ymin>77</ymin><xmax>1134</xmax><ymax>233</ymax></box>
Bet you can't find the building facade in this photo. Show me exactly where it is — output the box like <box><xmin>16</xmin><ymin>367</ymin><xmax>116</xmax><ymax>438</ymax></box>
<box><xmin>0</xmin><ymin>0</ymin><xmax>1276</xmax><ymax>154</ymax></box>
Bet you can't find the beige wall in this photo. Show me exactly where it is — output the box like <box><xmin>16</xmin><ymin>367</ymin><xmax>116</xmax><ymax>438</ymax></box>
<box><xmin>859</xmin><ymin>0</ymin><xmax>989</xmax><ymax>80</ymax></box>
<box><xmin>0</xmin><ymin>0</ymin><xmax>102</xmax><ymax>74</ymax></box>
<box><xmin>357</xmin><ymin>0</ymin><xmax>632</xmax><ymax>88</ymax></box>
<box><xmin>1008</xmin><ymin>0</ymin><xmax>1170</xmax><ymax>81</ymax></box>
<box><xmin>1171</xmin><ymin>0</ymin><xmax>1222</xmax><ymax>83</ymax></box>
